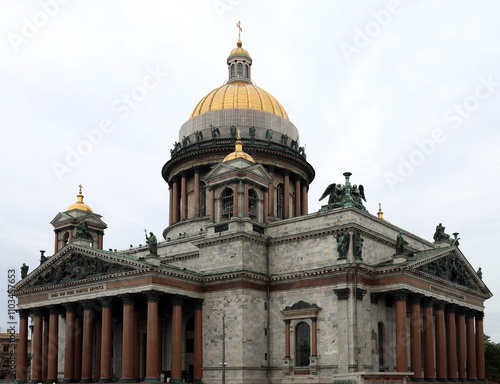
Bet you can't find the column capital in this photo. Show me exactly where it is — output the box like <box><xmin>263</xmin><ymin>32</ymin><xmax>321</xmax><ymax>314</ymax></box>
<box><xmin>284</xmin><ymin>319</ymin><xmax>291</xmax><ymax>325</ymax></box>
<box><xmin>370</xmin><ymin>292</ymin><xmax>381</xmax><ymax>304</ymax></box>
<box><xmin>98</xmin><ymin>297</ymin><xmax>113</xmax><ymax>307</ymax></box>
<box><xmin>119</xmin><ymin>293</ymin><xmax>136</xmax><ymax>305</ymax></box>
<box><xmin>409</xmin><ymin>293</ymin><xmax>424</xmax><ymax>304</ymax></box>
<box><xmin>334</xmin><ymin>288</ymin><xmax>350</xmax><ymax>300</ymax></box>
<box><xmin>445</xmin><ymin>303</ymin><xmax>457</xmax><ymax>314</ymax></box>
<box><xmin>48</xmin><ymin>305</ymin><xmax>61</xmax><ymax>314</ymax></box>
<box><xmin>355</xmin><ymin>288</ymin><xmax>367</xmax><ymax>301</ymax></box>
<box><xmin>82</xmin><ymin>300</ymin><xmax>95</xmax><ymax>310</ymax></box>
<box><xmin>18</xmin><ymin>309</ymin><xmax>30</xmax><ymax>319</ymax></box>
<box><xmin>391</xmin><ymin>288</ymin><xmax>409</xmax><ymax>301</ymax></box>
<box><xmin>144</xmin><ymin>290</ymin><xmax>162</xmax><ymax>302</ymax></box>
<box><xmin>311</xmin><ymin>317</ymin><xmax>317</xmax><ymax>323</ymax></box>
<box><xmin>31</xmin><ymin>307</ymin><xmax>44</xmax><ymax>317</ymax></box>
<box><xmin>193</xmin><ymin>298</ymin><xmax>204</xmax><ymax>310</ymax></box>
<box><xmin>433</xmin><ymin>300</ymin><xmax>446</xmax><ymax>311</ymax></box>
<box><xmin>475</xmin><ymin>311</ymin><xmax>484</xmax><ymax>320</ymax></box>
<box><xmin>63</xmin><ymin>302</ymin><xmax>77</xmax><ymax>312</ymax></box>
<box><xmin>171</xmin><ymin>295</ymin><xmax>184</xmax><ymax>306</ymax></box>
<box><xmin>267</xmin><ymin>165</ymin><xmax>275</xmax><ymax>173</ymax></box>
<box><xmin>422</xmin><ymin>296</ymin><xmax>435</xmax><ymax>308</ymax></box>
<box><xmin>466</xmin><ymin>309</ymin><xmax>476</xmax><ymax>318</ymax></box>
<box><xmin>456</xmin><ymin>306</ymin><xmax>467</xmax><ymax>316</ymax></box>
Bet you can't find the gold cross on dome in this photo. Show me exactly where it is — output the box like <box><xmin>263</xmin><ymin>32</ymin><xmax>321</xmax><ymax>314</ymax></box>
<box><xmin>236</xmin><ymin>21</ymin><xmax>242</xmax><ymax>40</ymax></box>
<box><xmin>78</xmin><ymin>184</ymin><xmax>83</xmax><ymax>194</ymax></box>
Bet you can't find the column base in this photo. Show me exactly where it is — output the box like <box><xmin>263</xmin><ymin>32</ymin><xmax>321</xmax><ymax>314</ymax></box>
<box><xmin>80</xmin><ymin>379</ymin><xmax>93</xmax><ymax>383</ymax></box>
<box><xmin>458</xmin><ymin>378</ymin><xmax>468</xmax><ymax>382</ymax></box>
<box><xmin>170</xmin><ymin>379</ymin><xmax>185</xmax><ymax>383</ymax></box>
<box><xmin>467</xmin><ymin>379</ymin><xmax>479</xmax><ymax>382</ymax></box>
<box><xmin>46</xmin><ymin>380</ymin><xmax>58</xmax><ymax>383</ymax></box>
<box><xmin>410</xmin><ymin>378</ymin><xmax>423</xmax><ymax>382</ymax></box>
<box><xmin>424</xmin><ymin>378</ymin><xmax>437</xmax><ymax>382</ymax></box>
<box><xmin>437</xmin><ymin>379</ymin><xmax>448</xmax><ymax>382</ymax></box>
<box><xmin>98</xmin><ymin>380</ymin><xmax>112</xmax><ymax>383</ymax></box>
<box><xmin>119</xmin><ymin>378</ymin><xmax>138</xmax><ymax>383</ymax></box>
<box><xmin>61</xmin><ymin>379</ymin><xmax>74</xmax><ymax>383</ymax></box>
<box><xmin>14</xmin><ymin>380</ymin><xmax>27</xmax><ymax>384</ymax></box>
<box><xmin>144</xmin><ymin>378</ymin><xmax>160</xmax><ymax>383</ymax></box>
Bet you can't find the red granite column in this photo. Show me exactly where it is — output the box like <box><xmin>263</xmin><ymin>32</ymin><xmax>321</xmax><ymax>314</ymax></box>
<box><xmin>47</xmin><ymin>306</ymin><xmax>59</xmax><ymax>382</ymax></box>
<box><xmin>456</xmin><ymin>307</ymin><xmax>467</xmax><ymax>381</ymax></box>
<box><xmin>194</xmin><ymin>168</ymin><xmax>200</xmax><ymax>217</ymax></box>
<box><xmin>301</xmin><ymin>184</ymin><xmax>308</xmax><ymax>215</ymax></box>
<box><xmin>94</xmin><ymin>319</ymin><xmax>102</xmax><ymax>380</ymax></box>
<box><xmin>42</xmin><ymin>314</ymin><xmax>49</xmax><ymax>381</ymax></box>
<box><xmin>98</xmin><ymin>233</ymin><xmax>103</xmax><ymax>250</ymax></box>
<box><xmin>31</xmin><ymin>309</ymin><xmax>43</xmax><ymax>383</ymax></box>
<box><xmin>295</xmin><ymin>178</ymin><xmax>301</xmax><ymax>217</ymax></box>
<box><xmin>15</xmin><ymin>309</ymin><xmax>29</xmax><ymax>383</ymax></box>
<box><xmin>63</xmin><ymin>304</ymin><xmax>76</xmax><ymax>383</ymax></box>
<box><xmin>475</xmin><ymin>312</ymin><xmax>485</xmax><ymax>381</ymax></box>
<box><xmin>466</xmin><ymin>311</ymin><xmax>477</xmax><ymax>380</ymax></box>
<box><xmin>409</xmin><ymin>294</ymin><xmax>423</xmax><ymax>380</ymax></box>
<box><xmin>434</xmin><ymin>301</ymin><xmax>447</xmax><ymax>381</ymax></box>
<box><xmin>283</xmin><ymin>173</ymin><xmax>289</xmax><ymax>219</ymax></box>
<box><xmin>171</xmin><ymin>296</ymin><xmax>183</xmax><ymax>382</ymax></box>
<box><xmin>243</xmin><ymin>183</ymin><xmax>249</xmax><ymax>216</ymax></box>
<box><xmin>74</xmin><ymin>315</ymin><xmax>83</xmax><ymax>381</ymax></box>
<box><xmin>210</xmin><ymin>189</ymin><xmax>215</xmax><ymax>222</ymax></box>
<box><xmin>193</xmin><ymin>299</ymin><xmax>203</xmax><ymax>384</ymax></box>
<box><xmin>268</xmin><ymin>166</ymin><xmax>275</xmax><ymax>217</ymax></box>
<box><xmin>120</xmin><ymin>294</ymin><xmax>136</xmax><ymax>382</ymax></box>
<box><xmin>158</xmin><ymin>314</ymin><xmax>163</xmax><ymax>372</ymax></box>
<box><xmin>263</xmin><ymin>190</ymin><xmax>269</xmax><ymax>223</ymax></box>
<box><xmin>233</xmin><ymin>182</ymin><xmax>239</xmax><ymax>217</ymax></box>
<box><xmin>54</xmin><ymin>231</ymin><xmax>59</xmax><ymax>253</ymax></box>
<box><xmin>99</xmin><ymin>297</ymin><xmax>113</xmax><ymax>382</ymax></box>
<box><xmin>145</xmin><ymin>291</ymin><xmax>161</xmax><ymax>382</ymax></box>
<box><xmin>133</xmin><ymin>309</ymin><xmax>140</xmax><ymax>380</ymax></box>
<box><xmin>172</xmin><ymin>179</ymin><xmax>179</xmax><ymax>224</ymax></box>
<box><xmin>169</xmin><ymin>185</ymin><xmax>173</xmax><ymax>225</ymax></box>
<box><xmin>393</xmin><ymin>290</ymin><xmax>408</xmax><ymax>372</ymax></box>
<box><xmin>445</xmin><ymin>304</ymin><xmax>458</xmax><ymax>381</ymax></box>
<box><xmin>181</xmin><ymin>172</ymin><xmax>188</xmax><ymax>220</ymax></box>
<box><xmin>422</xmin><ymin>297</ymin><xmax>435</xmax><ymax>380</ymax></box>
<box><xmin>311</xmin><ymin>317</ymin><xmax>318</xmax><ymax>357</ymax></box>
<box><xmin>285</xmin><ymin>320</ymin><xmax>291</xmax><ymax>358</ymax></box>
<box><xmin>81</xmin><ymin>301</ymin><xmax>94</xmax><ymax>382</ymax></box>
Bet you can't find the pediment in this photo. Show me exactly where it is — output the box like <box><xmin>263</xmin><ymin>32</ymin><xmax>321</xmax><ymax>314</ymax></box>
<box><xmin>205</xmin><ymin>161</ymin><xmax>273</xmax><ymax>186</ymax></box>
<box><xmin>50</xmin><ymin>211</ymin><xmax>107</xmax><ymax>228</ymax></box>
<box><xmin>15</xmin><ymin>245</ymin><xmax>142</xmax><ymax>292</ymax></box>
<box><xmin>408</xmin><ymin>248</ymin><xmax>489</xmax><ymax>295</ymax></box>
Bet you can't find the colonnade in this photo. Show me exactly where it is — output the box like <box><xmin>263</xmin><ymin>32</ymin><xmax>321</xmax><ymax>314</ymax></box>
<box><xmin>392</xmin><ymin>289</ymin><xmax>485</xmax><ymax>381</ymax></box>
<box><xmin>15</xmin><ymin>292</ymin><xmax>203</xmax><ymax>383</ymax></box>
<box><xmin>168</xmin><ymin>168</ymin><xmax>309</xmax><ymax>225</ymax></box>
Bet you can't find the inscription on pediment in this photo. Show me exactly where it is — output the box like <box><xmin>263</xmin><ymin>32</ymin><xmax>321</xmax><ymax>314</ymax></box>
<box><xmin>417</xmin><ymin>255</ymin><xmax>476</xmax><ymax>290</ymax></box>
<box><xmin>32</xmin><ymin>253</ymin><xmax>134</xmax><ymax>287</ymax></box>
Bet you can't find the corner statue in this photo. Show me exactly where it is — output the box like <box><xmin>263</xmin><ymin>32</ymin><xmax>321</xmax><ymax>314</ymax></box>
<box><xmin>319</xmin><ymin>172</ymin><xmax>367</xmax><ymax>211</ymax></box>
<box><xmin>145</xmin><ymin>230</ymin><xmax>158</xmax><ymax>255</ymax></box>
<box><xmin>21</xmin><ymin>263</ymin><xmax>29</xmax><ymax>279</ymax></box>
<box><xmin>433</xmin><ymin>223</ymin><xmax>451</xmax><ymax>242</ymax></box>
<box><xmin>396</xmin><ymin>232</ymin><xmax>408</xmax><ymax>254</ymax></box>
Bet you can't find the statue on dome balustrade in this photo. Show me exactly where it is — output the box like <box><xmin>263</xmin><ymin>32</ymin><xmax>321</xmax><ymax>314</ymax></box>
<box><xmin>182</xmin><ymin>135</ymin><xmax>191</xmax><ymax>147</ymax></box>
<box><xmin>210</xmin><ymin>124</ymin><xmax>220</xmax><ymax>138</ymax></box>
<box><xmin>194</xmin><ymin>130</ymin><xmax>203</xmax><ymax>142</ymax></box>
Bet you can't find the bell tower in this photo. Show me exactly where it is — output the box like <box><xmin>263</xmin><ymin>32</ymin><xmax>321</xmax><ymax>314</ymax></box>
<box><xmin>50</xmin><ymin>186</ymin><xmax>107</xmax><ymax>253</ymax></box>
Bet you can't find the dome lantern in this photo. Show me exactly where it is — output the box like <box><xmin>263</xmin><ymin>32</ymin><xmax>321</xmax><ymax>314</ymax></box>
<box><xmin>227</xmin><ymin>22</ymin><xmax>252</xmax><ymax>83</ymax></box>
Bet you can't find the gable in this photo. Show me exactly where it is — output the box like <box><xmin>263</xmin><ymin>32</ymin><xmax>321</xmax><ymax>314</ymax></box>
<box><xmin>409</xmin><ymin>248</ymin><xmax>489</xmax><ymax>295</ymax></box>
<box><xmin>16</xmin><ymin>245</ymin><xmax>140</xmax><ymax>292</ymax></box>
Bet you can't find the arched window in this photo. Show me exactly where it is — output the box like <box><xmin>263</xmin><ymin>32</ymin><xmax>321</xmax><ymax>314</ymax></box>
<box><xmin>248</xmin><ymin>189</ymin><xmax>257</xmax><ymax>217</ymax></box>
<box><xmin>231</xmin><ymin>63</ymin><xmax>235</xmax><ymax>78</ymax></box>
<box><xmin>277</xmin><ymin>184</ymin><xmax>284</xmax><ymax>219</ymax></box>
<box><xmin>237</xmin><ymin>62</ymin><xmax>243</xmax><ymax>77</ymax></box>
<box><xmin>63</xmin><ymin>232</ymin><xmax>70</xmax><ymax>246</ymax></box>
<box><xmin>245</xmin><ymin>64</ymin><xmax>249</xmax><ymax>78</ymax></box>
<box><xmin>222</xmin><ymin>188</ymin><xmax>233</xmax><ymax>217</ymax></box>
<box><xmin>295</xmin><ymin>322</ymin><xmax>310</xmax><ymax>367</ymax></box>
<box><xmin>200</xmin><ymin>182</ymin><xmax>206</xmax><ymax>217</ymax></box>
<box><xmin>378</xmin><ymin>322</ymin><xmax>385</xmax><ymax>368</ymax></box>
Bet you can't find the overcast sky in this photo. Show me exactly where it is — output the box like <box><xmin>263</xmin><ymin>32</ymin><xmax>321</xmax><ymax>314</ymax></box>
<box><xmin>1</xmin><ymin>0</ymin><xmax>499</xmax><ymax>341</ymax></box>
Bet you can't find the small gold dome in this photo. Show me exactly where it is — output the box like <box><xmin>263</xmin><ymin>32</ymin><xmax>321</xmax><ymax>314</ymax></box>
<box><xmin>223</xmin><ymin>132</ymin><xmax>255</xmax><ymax>163</ymax></box>
<box><xmin>230</xmin><ymin>40</ymin><xmax>249</xmax><ymax>56</ymax></box>
<box><xmin>190</xmin><ymin>81</ymin><xmax>289</xmax><ymax>120</ymax></box>
<box><xmin>67</xmin><ymin>185</ymin><xmax>93</xmax><ymax>212</ymax></box>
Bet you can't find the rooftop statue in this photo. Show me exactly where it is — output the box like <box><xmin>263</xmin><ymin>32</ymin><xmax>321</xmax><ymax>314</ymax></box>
<box><xmin>433</xmin><ymin>223</ymin><xmax>451</xmax><ymax>242</ymax></box>
<box><xmin>319</xmin><ymin>172</ymin><xmax>367</xmax><ymax>211</ymax></box>
<box><xmin>75</xmin><ymin>221</ymin><xmax>91</xmax><ymax>240</ymax></box>
<box><xmin>145</xmin><ymin>230</ymin><xmax>158</xmax><ymax>255</ymax></box>
<box><xmin>396</xmin><ymin>231</ymin><xmax>408</xmax><ymax>254</ymax></box>
<box><xmin>21</xmin><ymin>263</ymin><xmax>29</xmax><ymax>279</ymax></box>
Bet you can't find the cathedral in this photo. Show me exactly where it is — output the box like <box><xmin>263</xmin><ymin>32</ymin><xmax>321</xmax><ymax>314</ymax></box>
<box><xmin>13</xmin><ymin>35</ymin><xmax>492</xmax><ymax>384</ymax></box>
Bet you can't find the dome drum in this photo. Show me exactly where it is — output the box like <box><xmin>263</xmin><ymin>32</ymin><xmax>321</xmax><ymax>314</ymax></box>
<box><xmin>180</xmin><ymin>108</ymin><xmax>299</xmax><ymax>143</ymax></box>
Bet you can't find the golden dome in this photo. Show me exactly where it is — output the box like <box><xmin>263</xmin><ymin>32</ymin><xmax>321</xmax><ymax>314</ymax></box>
<box><xmin>67</xmin><ymin>185</ymin><xmax>93</xmax><ymax>212</ymax></box>
<box><xmin>223</xmin><ymin>131</ymin><xmax>255</xmax><ymax>163</ymax></box>
<box><xmin>230</xmin><ymin>40</ymin><xmax>249</xmax><ymax>56</ymax></box>
<box><xmin>190</xmin><ymin>81</ymin><xmax>289</xmax><ymax>120</ymax></box>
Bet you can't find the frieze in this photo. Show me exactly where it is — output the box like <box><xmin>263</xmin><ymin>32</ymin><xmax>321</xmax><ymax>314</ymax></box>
<box><xmin>50</xmin><ymin>284</ymin><xmax>105</xmax><ymax>299</ymax></box>
<box><xmin>416</xmin><ymin>254</ymin><xmax>476</xmax><ymax>291</ymax></box>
